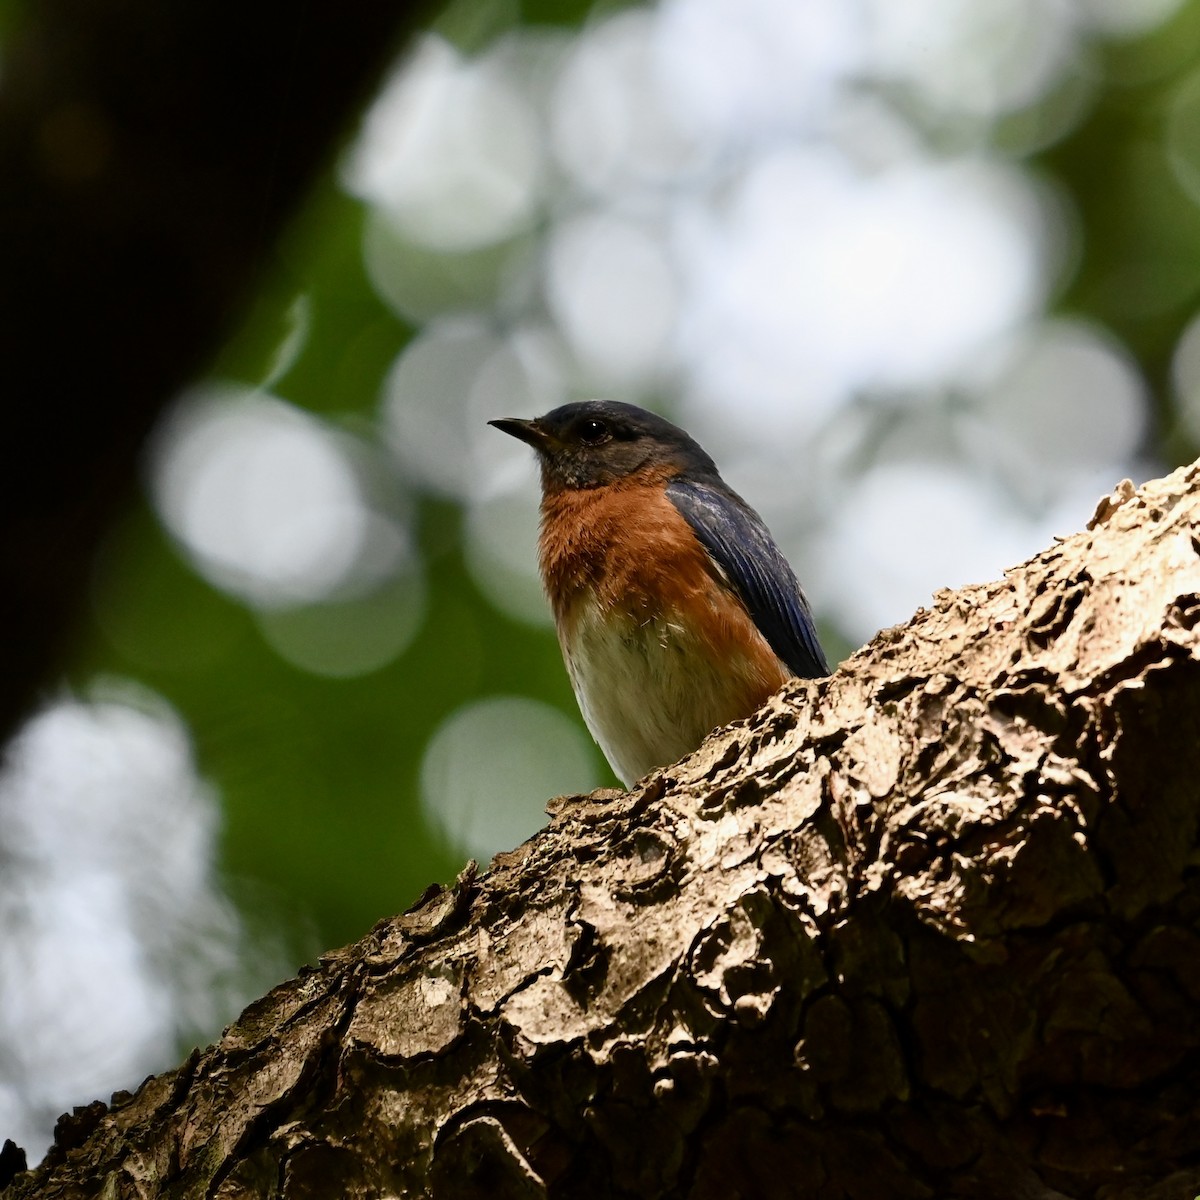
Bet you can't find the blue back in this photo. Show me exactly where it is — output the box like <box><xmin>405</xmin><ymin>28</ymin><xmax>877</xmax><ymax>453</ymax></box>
<box><xmin>666</xmin><ymin>477</ymin><xmax>829</xmax><ymax>679</ymax></box>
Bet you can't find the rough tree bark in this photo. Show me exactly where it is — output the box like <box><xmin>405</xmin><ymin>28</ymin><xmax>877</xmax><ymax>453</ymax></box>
<box><xmin>5</xmin><ymin>463</ymin><xmax>1200</xmax><ymax>1199</ymax></box>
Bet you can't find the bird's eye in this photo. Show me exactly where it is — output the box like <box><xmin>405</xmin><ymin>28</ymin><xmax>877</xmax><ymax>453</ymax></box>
<box><xmin>576</xmin><ymin>418</ymin><xmax>611</xmax><ymax>445</ymax></box>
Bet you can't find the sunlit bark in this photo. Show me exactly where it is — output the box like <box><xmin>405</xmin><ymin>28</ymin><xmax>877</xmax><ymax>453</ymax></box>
<box><xmin>7</xmin><ymin>464</ymin><xmax>1200</xmax><ymax>1200</ymax></box>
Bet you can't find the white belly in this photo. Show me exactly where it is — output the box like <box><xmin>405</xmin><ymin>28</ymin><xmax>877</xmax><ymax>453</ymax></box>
<box><xmin>560</xmin><ymin>601</ymin><xmax>766</xmax><ymax>786</ymax></box>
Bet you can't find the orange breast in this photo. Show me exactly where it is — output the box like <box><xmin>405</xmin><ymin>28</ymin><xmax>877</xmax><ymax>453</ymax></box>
<box><xmin>537</xmin><ymin>471</ymin><xmax>790</xmax><ymax>783</ymax></box>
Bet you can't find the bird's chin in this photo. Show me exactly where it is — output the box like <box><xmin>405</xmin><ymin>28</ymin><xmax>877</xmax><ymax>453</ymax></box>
<box><xmin>543</xmin><ymin>459</ymin><xmax>618</xmax><ymax>492</ymax></box>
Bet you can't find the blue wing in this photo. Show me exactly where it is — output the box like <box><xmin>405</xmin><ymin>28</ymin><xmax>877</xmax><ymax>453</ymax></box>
<box><xmin>666</xmin><ymin>476</ymin><xmax>829</xmax><ymax>678</ymax></box>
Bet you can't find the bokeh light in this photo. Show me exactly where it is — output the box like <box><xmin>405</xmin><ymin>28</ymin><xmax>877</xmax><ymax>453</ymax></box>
<box><xmin>974</xmin><ymin>319</ymin><xmax>1148</xmax><ymax>477</ymax></box>
<box><xmin>151</xmin><ymin>386</ymin><xmax>398</xmax><ymax>609</ymax></box>
<box><xmin>420</xmin><ymin>696</ymin><xmax>600</xmax><ymax>861</ymax></box>
<box><xmin>550</xmin><ymin>9</ymin><xmax>707</xmax><ymax>193</ymax></box>
<box><xmin>1171</xmin><ymin>310</ymin><xmax>1200</xmax><ymax>442</ymax></box>
<box><xmin>817</xmin><ymin>460</ymin><xmax>1029</xmax><ymax>637</ymax></box>
<box><xmin>864</xmin><ymin>0</ymin><xmax>1081</xmax><ymax>120</ymax></box>
<box><xmin>1078</xmin><ymin>0</ymin><xmax>1186</xmax><ymax>36</ymax></box>
<box><xmin>653</xmin><ymin>0</ymin><xmax>862</xmax><ymax>141</ymax></box>
<box><xmin>675</xmin><ymin>153</ymin><xmax>1051</xmax><ymax>439</ymax></box>
<box><xmin>463</xmin><ymin>485</ymin><xmax>548</xmax><ymax>626</ymax></box>
<box><xmin>380</xmin><ymin>318</ymin><xmax>542</xmax><ymax>500</ymax></box>
<box><xmin>343</xmin><ymin>35</ymin><xmax>544</xmax><ymax>253</ymax></box>
<box><xmin>255</xmin><ymin>569</ymin><xmax>427</xmax><ymax>679</ymax></box>
<box><xmin>545</xmin><ymin>210</ymin><xmax>680</xmax><ymax>389</ymax></box>
<box><xmin>0</xmin><ymin>684</ymin><xmax>283</xmax><ymax>1156</ymax></box>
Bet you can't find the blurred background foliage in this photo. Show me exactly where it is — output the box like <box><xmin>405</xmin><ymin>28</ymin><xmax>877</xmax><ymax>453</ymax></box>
<box><xmin>4</xmin><ymin>0</ymin><xmax>1200</xmax><ymax>1161</ymax></box>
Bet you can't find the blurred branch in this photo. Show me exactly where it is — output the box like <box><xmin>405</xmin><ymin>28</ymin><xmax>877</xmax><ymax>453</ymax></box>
<box><xmin>0</xmin><ymin>0</ymin><xmax>434</xmax><ymax>740</ymax></box>
<box><xmin>6</xmin><ymin>463</ymin><xmax>1200</xmax><ymax>1199</ymax></box>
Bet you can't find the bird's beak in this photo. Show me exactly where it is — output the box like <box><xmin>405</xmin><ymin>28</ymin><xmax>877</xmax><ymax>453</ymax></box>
<box><xmin>489</xmin><ymin>417</ymin><xmax>553</xmax><ymax>452</ymax></box>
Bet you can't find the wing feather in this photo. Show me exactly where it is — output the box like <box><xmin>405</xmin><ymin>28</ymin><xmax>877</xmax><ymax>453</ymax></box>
<box><xmin>666</xmin><ymin>477</ymin><xmax>829</xmax><ymax>678</ymax></box>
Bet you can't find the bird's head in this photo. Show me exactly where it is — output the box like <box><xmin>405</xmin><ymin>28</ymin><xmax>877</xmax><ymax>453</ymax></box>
<box><xmin>489</xmin><ymin>400</ymin><xmax>717</xmax><ymax>492</ymax></box>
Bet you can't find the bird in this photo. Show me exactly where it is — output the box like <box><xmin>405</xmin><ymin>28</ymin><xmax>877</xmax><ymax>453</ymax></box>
<box><xmin>490</xmin><ymin>400</ymin><xmax>829</xmax><ymax>786</ymax></box>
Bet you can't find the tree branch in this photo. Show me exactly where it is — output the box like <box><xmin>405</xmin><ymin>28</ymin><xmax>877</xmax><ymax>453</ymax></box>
<box><xmin>7</xmin><ymin>464</ymin><xmax>1200</xmax><ymax>1199</ymax></box>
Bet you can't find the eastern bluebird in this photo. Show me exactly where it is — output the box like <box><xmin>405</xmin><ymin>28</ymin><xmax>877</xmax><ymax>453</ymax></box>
<box><xmin>490</xmin><ymin>401</ymin><xmax>829</xmax><ymax>786</ymax></box>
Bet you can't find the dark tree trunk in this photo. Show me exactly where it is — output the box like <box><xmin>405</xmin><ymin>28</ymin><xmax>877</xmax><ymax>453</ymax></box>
<box><xmin>0</xmin><ymin>0</ymin><xmax>431</xmax><ymax>743</ymax></box>
<box><xmin>6</xmin><ymin>465</ymin><xmax>1200</xmax><ymax>1199</ymax></box>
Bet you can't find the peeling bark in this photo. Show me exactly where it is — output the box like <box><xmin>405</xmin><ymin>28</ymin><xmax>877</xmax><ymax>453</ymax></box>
<box><xmin>7</xmin><ymin>464</ymin><xmax>1200</xmax><ymax>1198</ymax></box>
